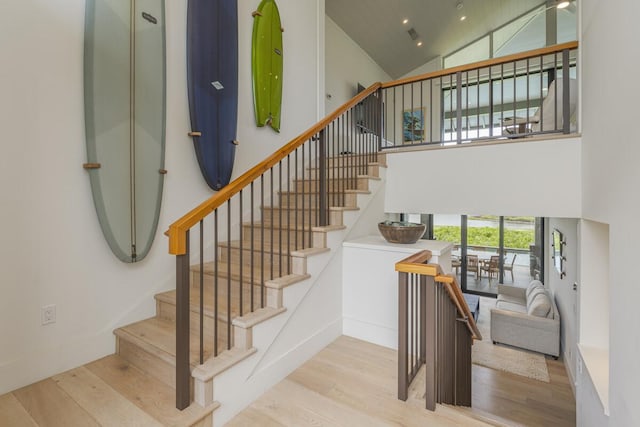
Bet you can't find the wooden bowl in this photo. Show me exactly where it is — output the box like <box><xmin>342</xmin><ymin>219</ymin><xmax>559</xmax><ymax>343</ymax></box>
<box><xmin>378</xmin><ymin>221</ymin><xmax>426</xmax><ymax>244</ymax></box>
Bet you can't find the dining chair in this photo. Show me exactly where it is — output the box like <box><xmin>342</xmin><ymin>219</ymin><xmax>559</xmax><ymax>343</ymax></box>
<box><xmin>480</xmin><ymin>255</ymin><xmax>500</xmax><ymax>282</ymax></box>
<box><xmin>467</xmin><ymin>255</ymin><xmax>480</xmax><ymax>280</ymax></box>
<box><xmin>503</xmin><ymin>253</ymin><xmax>516</xmax><ymax>281</ymax></box>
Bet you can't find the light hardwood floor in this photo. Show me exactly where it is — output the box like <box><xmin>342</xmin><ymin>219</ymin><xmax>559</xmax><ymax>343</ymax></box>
<box><xmin>1</xmin><ymin>335</ymin><xmax>575</xmax><ymax>426</ymax></box>
<box><xmin>228</xmin><ymin>336</ymin><xmax>576</xmax><ymax>427</ymax></box>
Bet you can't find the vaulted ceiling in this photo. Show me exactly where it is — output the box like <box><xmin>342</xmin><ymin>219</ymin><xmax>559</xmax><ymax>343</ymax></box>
<box><xmin>326</xmin><ymin>0</ymin><xmax>544</xmax><ymax>78</ymax></box>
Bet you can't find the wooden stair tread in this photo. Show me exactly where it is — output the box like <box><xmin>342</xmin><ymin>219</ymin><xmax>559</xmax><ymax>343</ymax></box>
<box><xmin>114</xmin><ymin>317</ymin><xmax>212</xmax><ymax>366</ymax></box>
<box><xmin>232</xmin><ymin>306</ymin><xmax>287</xmax><ymax>329</ymax></box>
<box><xmin>85</xmin><ymin>355</ymin><xmax>218</xmax><ymax>427</ymax></box>
<box><xmin>192</xmin><ymin>347</ymin><xmax>258</xmax><ymax>382</ymax></box>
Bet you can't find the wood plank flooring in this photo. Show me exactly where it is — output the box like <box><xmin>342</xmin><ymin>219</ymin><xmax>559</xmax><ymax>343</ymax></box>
<box><xmin>1</xmin><ymin>355</ymin><xmax>213</xmax><ymax>427</ymax></box>
<box><xmin>0</xmin><ymin>335</ymin><xmax>575</xmax><ymax>427</ymax></box>
<box><xmin>228</xmin><ymin>336</ymin><xmax>576</xmax><ymax>427</ymax></box>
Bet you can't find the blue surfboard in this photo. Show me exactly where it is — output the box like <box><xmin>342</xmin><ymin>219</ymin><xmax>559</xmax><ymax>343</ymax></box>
<box><xmin>187</xmin><ymin>0</ymin><xmax>238</xmax><ymax>191</ymax></box>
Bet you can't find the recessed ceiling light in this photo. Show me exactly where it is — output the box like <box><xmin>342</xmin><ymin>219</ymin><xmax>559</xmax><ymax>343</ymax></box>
<box><xmin>460</xmin><ymin>15</ymin><xmax>467</xmax><ymax>21</ymax></box>
<box><xmin>402</xmin><ymin>18</ymin><xmax>409</xmax><ymax>24</ymax></box>
<box><xmin>417</xmin><ymin>41</ymin><xmax>423</xmax><ymax>47</ymax></box>
<box><xmin>557</xmin><ymin>1</ymin><xmax>570</xmax><ymax>8</ymax></box>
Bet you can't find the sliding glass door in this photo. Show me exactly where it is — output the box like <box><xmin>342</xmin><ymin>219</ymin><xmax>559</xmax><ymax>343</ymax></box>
<box><xmin>422</xmin><ymin>213</ymin><xmax>544</xmax><ymax>297</ymax></box>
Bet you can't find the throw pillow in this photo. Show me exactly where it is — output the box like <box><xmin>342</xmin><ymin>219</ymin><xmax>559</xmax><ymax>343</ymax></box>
<box><xmin>528</xmin><ymin>293</ymin><xmax>552</xmax><ymax>318</ymax></box>
<box><xmin>526</xmin><ymin>280</ymin><xmax>544</xmax><ymax>298</ymax></box>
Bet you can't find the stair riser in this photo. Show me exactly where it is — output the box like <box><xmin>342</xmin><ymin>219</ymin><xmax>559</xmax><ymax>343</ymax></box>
<box><xmin>307</xmin><ymin>164</ymin><xmax>379</xmax><ymax>179</ymax></box>
<box><xmin>218</xmin><ymin>245</ymin><xmax>286</xmax><ymax>270</ymax></box>
<box><xmin>241</xmin><ymin>225</ymin><xmax>317</xmax><ymax>249</ymax></box>
<box><xmin>293</xmin><ymin>178</ymin><xmax>369</xmax><ymax>192</ymax></box>
<box><xmin>325</xmin><ymin>155</ymin><xmax>381</xmax><ymax>168</ymax></box>
<box><xmin>116</xmin><ymin>337</ymin><xmax>181</xmax><ymax>391</ymax></box>
<box><xmin>156</xmin><ymin>300</ymin><xmax>233</xmax><ymax>347</ymax></box>
<box><xmin>261</xmin><ymin>209</ymin><xmax>320</xmax><ymax>227</ymax></box>
<box><xmin>189</xmin><ymin>273</ymin><xmax>270</xmax><ymax>307</ymax></box>
<box><xmin>278</xmin><ymin>192</ymin><xmax>355</xmax><ymax>208</ymax></box>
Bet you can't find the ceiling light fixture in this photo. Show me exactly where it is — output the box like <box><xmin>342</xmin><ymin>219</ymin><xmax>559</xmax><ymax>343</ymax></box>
<box><xmin>456</xmin><ymin>2</ymin><xmax>466</xmax><ymax>22</ymax></box>
<box><xmin>417</xmin><ymin>41</ymin><xmax>423</xmax><ymax>47</ymax></box>
<box><xmin>402</xmin><ymin>18</ymin><xmax>409</xmax><ymax>24</ymax></box>
<box><xmin>556</xmin><ymin>1</ymin><xmax>570</xmax><ymax>8</ymax></box>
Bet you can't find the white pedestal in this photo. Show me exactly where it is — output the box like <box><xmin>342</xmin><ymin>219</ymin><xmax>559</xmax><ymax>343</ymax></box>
<box><xmin>342</xmin><ymin>235</ymin><xmax>453</xmax><ymax>349</ymax></box>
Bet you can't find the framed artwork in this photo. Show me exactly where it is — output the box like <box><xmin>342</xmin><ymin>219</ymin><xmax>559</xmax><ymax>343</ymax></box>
<box><xmin>403</xmin><ymin>107</ymin><xmax>425</xmax><ymax>142</ymax></box>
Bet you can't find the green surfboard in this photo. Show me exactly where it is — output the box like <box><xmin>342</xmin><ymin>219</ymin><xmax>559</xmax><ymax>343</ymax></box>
<box><xmin>252</xmin><ymin>0</ymin><xmax>283</xmax><ymax>132</ymax></box>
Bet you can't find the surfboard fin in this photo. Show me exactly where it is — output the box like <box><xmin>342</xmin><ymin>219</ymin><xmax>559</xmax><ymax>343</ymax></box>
<box><xmin>252</xmin><ymin>11</ymin><xmax>262</xmax><ymax>17</ymax></box>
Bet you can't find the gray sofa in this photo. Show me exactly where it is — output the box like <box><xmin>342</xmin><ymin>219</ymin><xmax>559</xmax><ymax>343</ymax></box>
<box><xmin>490</xmin><ymin>281</ymin><xmax>560</xmax><ymax>358</ymax></box>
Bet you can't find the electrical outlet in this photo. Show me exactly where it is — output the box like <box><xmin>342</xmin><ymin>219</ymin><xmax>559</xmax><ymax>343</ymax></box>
<box><xmin>41</xmin><ymin>304</ymin><xmax>56</xmax><ymax>325</ymax></box>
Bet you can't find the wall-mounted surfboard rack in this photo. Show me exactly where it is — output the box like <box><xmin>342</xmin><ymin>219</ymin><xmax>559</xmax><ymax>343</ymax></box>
<box><xmin>83</xmin><ymin>163</ymin><xmax>101</xmax><ymax>169</ymax></box>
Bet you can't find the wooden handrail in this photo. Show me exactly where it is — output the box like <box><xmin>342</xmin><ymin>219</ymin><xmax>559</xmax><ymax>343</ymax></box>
<box><xmin>167</xmin><ymin>82</ymin><xmax>382</xmax><ymax>255</ymax></box>
<box><xmin>396</xmin><ymin>250</ymin><xmax>482</xmax><ymax>340</ymax></box>
<box><xmin>381</xmin><ymin>41</ymin><xmax>578</xmax><ymax>89</ymax></box>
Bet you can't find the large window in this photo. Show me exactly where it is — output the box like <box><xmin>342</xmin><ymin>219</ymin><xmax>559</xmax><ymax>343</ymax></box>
<box><xmin>418</xmin><ymin>213</ymin><xmax>545</xmax><ymax>297</ymax></box>
<box><xmin>443</xmin><ymin>3</ymin><xmax>577</xmax><ymax>68</ymax></box>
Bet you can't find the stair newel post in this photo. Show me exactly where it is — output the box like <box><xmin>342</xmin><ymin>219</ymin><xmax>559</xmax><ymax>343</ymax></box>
<box><xmin>176</xmin><ymin>230</ymin><xmax>191</xmax><ymax>410</ymax></box>
<box><xmin>318</xmin><ymin>129</ymin><xmax>328</xmax><ymax>226</ymax></box>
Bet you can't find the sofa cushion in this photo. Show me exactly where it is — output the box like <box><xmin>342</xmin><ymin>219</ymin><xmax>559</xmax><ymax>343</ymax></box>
<box><xmin>526</xmin><ymin>280</ymin><xmax>544</xmax><ymax>298</ymax></box>
<box><xmin>526</xmin><ymin>287</ymin><xmax>546</xmax><ymax>309</ymax></box>
<box><xmin>496</xmin><ymin>300</ymin><xmax>528</xmax><ymax>314</ymax></box>
<box><xmin>527</xmin><ymin>292</ymin><xmax>553</xmax><ymax>318</ymax></box>
<box><xmin>497</xmin><ymin>293</ymin><xmax>525</xmax><ymax>305</ymax></box>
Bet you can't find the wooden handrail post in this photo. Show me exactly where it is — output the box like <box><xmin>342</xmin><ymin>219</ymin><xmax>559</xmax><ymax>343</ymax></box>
<box><xmin>175</xmin><ymin>231</ymin><xmax>190</xmax><ymax>410</ymax></box>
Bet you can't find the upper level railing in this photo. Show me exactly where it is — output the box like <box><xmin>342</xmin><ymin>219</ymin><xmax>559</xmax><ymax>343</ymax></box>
<box><xmin>379</xmin><ymin>41</ymin><xmax>578</xmax><ymax>148</ymax></box>
<box><xmin>395</xmin><ymin>250</ymin><xmax>481</xmax><ymax>410</ymax></box>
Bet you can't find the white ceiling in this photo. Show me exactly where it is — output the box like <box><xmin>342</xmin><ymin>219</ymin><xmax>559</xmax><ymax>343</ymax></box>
<box><xmin>326</xmin><ymin>0</ymin><xmax>544</xmax><ymax>78</ymax></box>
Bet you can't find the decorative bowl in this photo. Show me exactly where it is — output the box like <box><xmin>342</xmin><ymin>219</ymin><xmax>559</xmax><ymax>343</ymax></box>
<box><xmin>378</xmin><ymin>221</ymin><xmax>426</xmax><ymax>244</ymax></box>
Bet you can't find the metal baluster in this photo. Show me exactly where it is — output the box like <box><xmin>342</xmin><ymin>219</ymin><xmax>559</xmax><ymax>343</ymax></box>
<box><xmin>227</xmin><ymin>201</ymin><xmax>231</xmax><ymax>350</ymax></box>
<box><xmin>239</xmin><ymin>191</ymin><xmax>243</xmax><ymax>316</ymax></box>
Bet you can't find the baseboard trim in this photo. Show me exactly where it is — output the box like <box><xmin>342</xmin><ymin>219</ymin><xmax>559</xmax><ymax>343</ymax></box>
<box><xmin>343</xmin><ymin>317</ymin><xmax>396</xmax><ymax>350</ymax></box>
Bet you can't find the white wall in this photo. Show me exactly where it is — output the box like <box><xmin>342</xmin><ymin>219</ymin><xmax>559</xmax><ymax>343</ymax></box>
<box><xmin>0</xmin><ymin>0</ymin><xmax>323</xmax><ymax>394</ymax></box>
<box><xmin>324</xmin><ymin>16</ymin><xmax>391</xmax><ymax>113</ymax></box>
<box><xmin>401</xmin><ymin>56</ymin><xmax>442</xmax><ymax>79</ymax></box>
<box><xmin>580</xmin><ymin>0</ymin><xmax>640</xmax><ymax>425</ymax></box>
<box><xmin>547</xmin><ymin>218</ymin><xmax>579</xmax><ymax>386</ymax></box>
<box><xmin>384</xmin><ymin>137</ymin><xmax>582</xmax><ymax>218</ymax></box>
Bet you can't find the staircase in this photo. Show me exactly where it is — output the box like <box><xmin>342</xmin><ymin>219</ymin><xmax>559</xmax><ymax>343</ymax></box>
<box><xmin>112</xmin><ymin>147</ymin><xmax>388</xmax><ymax>425</ymax></box>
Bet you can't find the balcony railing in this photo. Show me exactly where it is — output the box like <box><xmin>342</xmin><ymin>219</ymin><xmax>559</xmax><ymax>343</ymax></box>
<box><xmin>378</xmin><ymin>41</ymin><xmax>578</xmax><ymax>148</ymax></box>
